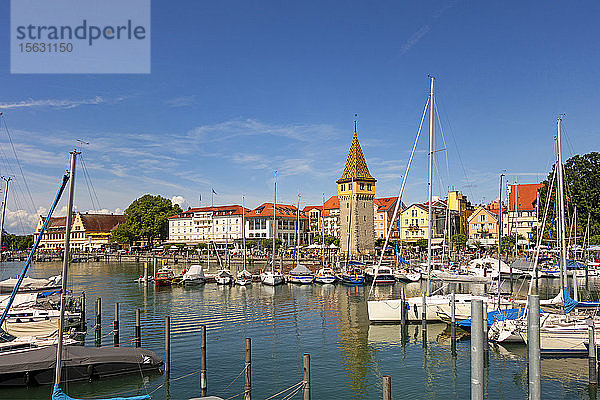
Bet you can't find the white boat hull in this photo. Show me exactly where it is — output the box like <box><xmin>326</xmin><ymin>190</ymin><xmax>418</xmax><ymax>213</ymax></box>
<box><xmin>260</xmin><ymin>272</ymin><xmax>284</xmax><ymax>286</ymax></box>
<box><xmin>368</xmin><ymin>294</ymin><xmax>505</xmax><ymax>323</ymax></box>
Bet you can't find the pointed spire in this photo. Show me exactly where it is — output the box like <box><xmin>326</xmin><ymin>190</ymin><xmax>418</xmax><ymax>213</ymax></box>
<box><xmin>337</xmin><ymin>117</ymin><xmax>376</xmax><ymax>184</ymax></box>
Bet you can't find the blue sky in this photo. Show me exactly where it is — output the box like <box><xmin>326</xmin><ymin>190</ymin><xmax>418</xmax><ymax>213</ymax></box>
<box><xmin>1</xmin><ymin>0</ymin><xmax>599</xmax><ymax>233</ymax></box>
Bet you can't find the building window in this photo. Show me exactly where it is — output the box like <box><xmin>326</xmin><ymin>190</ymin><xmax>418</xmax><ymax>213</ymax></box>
<box><xmin>359</xmin><ymin>183</ymin><xmax>365</xmax><ymax>190</ymax></box>
<box><xmin>341</xmin><ymin>184</ymin><xmax>345</xmax><ymax>191</ymax></box>
<box><xmin>479</xmin><ymin>215</ymin><xmax>486</xmax><ymax>222</ymax></box>
<box><xmin>367</xmin><ymin>184</ymin><xmax>372</xmax><ymax>191</ymax></box>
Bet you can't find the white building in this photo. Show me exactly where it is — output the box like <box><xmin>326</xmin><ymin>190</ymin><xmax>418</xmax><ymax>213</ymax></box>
<box><xmin>244</xmin><ymin>203</ymin><xmax>308</xmax><ymax>246</ymax></box>
<box><xmin>168</xmin><ymin>205</ymin><xmax>249</xmax><ymax>245</ymax></box>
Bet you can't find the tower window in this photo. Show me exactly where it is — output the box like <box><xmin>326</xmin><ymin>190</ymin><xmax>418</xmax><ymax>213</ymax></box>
<box><xmin>359</xmin><ymin>183</ymin><xmax>365</xmax><ymax>190</ymax></box>
<box><xmin>341</xmin><ymin>184</ymin><xmax>345</xmax><ymax>191</ymax></box>
<box><xmin>367</xmin><ymin>184</ymin><xmax>372</xmax><ymax>191</ymax></box>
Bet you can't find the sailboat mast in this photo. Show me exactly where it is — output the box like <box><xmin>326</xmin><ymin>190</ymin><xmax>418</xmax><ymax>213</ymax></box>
<box><xmin>426</xmin><ymin>75</ymin><xmax>434</xmax><ymax>296</ymax></box>
<box><xmin>0</xmin><ymin>177</ymin><xmax>11</xmax><ymax>257</ymax></box>
<box><xmin>295</xmin><ymin>193</ymin><xmax>300</xmax><ymax>266</ymax></box>
<box><xmin>242</xmin><ymin>196</ymin><xmax>246</xmax><ymax>272</ymax></box>
<box><xmin>272</xmin><ymin>171</ymin><xmax>277</xmax><ymax>272</ymax></box>
<box><xmin>556</xmin><ymin>118</ymin><xmax>569</xmax><ymax>294</ymax></box>
<box><xmin>497</xmin><ymin>173</ymin><xmax>504</xmax><ymax>307</ymax></box>
<box><xmin>514</xmin><ymin>181</ymin><xmax>518</xmax><ymax>258</ymax></box>
<box><xmin>347</xmin><ymin>177</ymin><xmax>354</xmax><ymax>266</ymax></box>
<box><xmin>321</xmin><ymin>193</ymin><xmax>325</xmax><ymax>265</ymax></box>
<box><xmin>446</xmin><ymin>187</ymin><xmax>451</xmax><ymax>265</ymax></box>
<box><xmin>54</xmin><ymin>150</ymin><xmax>78</xmax><ymax>386</ymax></box>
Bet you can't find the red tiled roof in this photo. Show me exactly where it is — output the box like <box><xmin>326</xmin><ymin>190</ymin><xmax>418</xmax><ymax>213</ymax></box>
<box><xmin>324</xmin><ymin>196</ymin><xmax>339</xmax><ymax>210</ymax></box>
<box><xmin>374</xmin><ymin>197</ymin><xmax>398</xmax><ymax>212</ymax></box>
<box><xmin>245</xmin><ymin>203</ymin><xmax>308</xmax><ymax>219</ymax></box>
<box><xmin>508</xmin><ymin>183</ymin><xmax>544</xmax><ymax>211</ymax></box>
<box><xmin>168</xmin><ymin>205</ymin><xmax>251</xmax><ymax>219</ymax></box>
<box><xmin>303</xmin><ymin>205</ymin><xmax>323</xmax><ymax>213</ymax></box>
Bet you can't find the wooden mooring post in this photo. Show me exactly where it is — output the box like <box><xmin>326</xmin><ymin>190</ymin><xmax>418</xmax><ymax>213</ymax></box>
<box><xmin>590</xmin><ymin>321</ymin><xmax>598</xmax><ymax>385</ymax></box>
<box><xmin>135</xmin><ymin>308</ymin><xmax>141</xmax><ymax>348</ymax></box>
<box><xmin>95</xmin><ymin>298</ymin><xmax>101</xmax><ymax>347</ymax></box>
<box><xmin>245</xmin><ymin>338</ymin><xmax>251</xmax><ymax>400</ymax></box>
<box><xmin>165</xmin><ymin>316</ymin><xmax>171</xmax><ymax>376</ymax></box>
<box><xmin>471</xmin><ymin>299</ymin><xmax>484</xmax><ymax>400</ymax></box>
<box><xmin>113</xmin><ymin>302</ymin><xmax>119</xmax><ymax>347</ymax></box>
<box><xmin>303</xmin><ymin>354</ymin><xmax>311</xmax><ymax>400</ymax></box>
<box><xmin>201</xmin><ymin>325</ymin><xmax>207</xmax><ymax>394</ymax></box>
<box><xmin>382</xmin><ymin>375</ymin><xmax>391</xmax><ymax>400</ymax></box>
<box><xmin>450</xmin><ymin>292</ymin><xmax>456</xmax><ymax>347</ymax></box>
<box><xmin>528</xmin><ymin>294</ymin><xmax>541</xmax><ymax>399</ymax></box>
<box><xmin>79</xmin><ymin>291</ymin><xmax>86</xmax><ymax>332</ymax></box>
<box><xmin>400</xmin><ymin>287</ymin><xmax>406</xmax><ymax>325</ymax></box>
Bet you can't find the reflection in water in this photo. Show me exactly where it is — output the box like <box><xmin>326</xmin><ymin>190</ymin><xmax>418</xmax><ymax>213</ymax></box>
<box><xmin>1</xmin><ymin>261</ymin><xmax>600</xmax><ymax>399</ymax></box>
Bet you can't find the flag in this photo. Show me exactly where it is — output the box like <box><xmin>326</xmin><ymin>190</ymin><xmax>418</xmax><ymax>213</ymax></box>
<box><xmin>212</xmin><ymin>189</ymin><xmax>217</xmax><ymax>195</ymax></box>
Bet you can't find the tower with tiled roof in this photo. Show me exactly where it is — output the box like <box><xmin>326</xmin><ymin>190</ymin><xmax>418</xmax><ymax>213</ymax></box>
<box><xmin>337</xmin><ymin>120</ymin><xmax>376</xmax><ymax>256</ymax></box>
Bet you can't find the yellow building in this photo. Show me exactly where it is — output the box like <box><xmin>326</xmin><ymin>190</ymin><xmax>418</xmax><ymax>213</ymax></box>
<box><xmin>35</xmin><ymin>212</ymin><xmax>126</xmax><ymax>250</ymax></box>
<box><xmin>467</xmin><ymin>206</ymin><xmax>501</xmax><ymax>245</ymax></box>
<box><xmin>447</xmin><ymin>190</ymin><xmax>471</xmax><ymax>235</ymax></box>
<box><xmin>398</xmin><ymin>202</ymin><xmax>446</xmax><ymax>244</ymax></box>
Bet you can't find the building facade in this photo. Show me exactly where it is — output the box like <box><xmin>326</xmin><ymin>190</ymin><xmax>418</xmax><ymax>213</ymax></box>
<box><xmin>398</xmin><ymin>201</ymin><xmax>448</xmax><ymax>244</ymax></box>
<box><xmin>35</xmin><ymin>212</ymin><xmax>126</xmax><ymax>250</ymax></box>
<box><xmin>507</xmin><ymin>183</ymin><xmax>544</xmax><ymax>245</ymax></box>
<box><xmin>374</xmin><ymin>197</ymin><xmax>400</xmax><ymax>239</ymax></box>
<box><xmin>168</xmin><ymin>205</ymin><xmax>249</xmax><ymax>245</ymax></box>
<box><xmin>244</xmin><ymin>203</ymin><xmax>308</xmax><ymax>246</ymax></box>
<box><xmin>337</xmin><ymin>125</ymin><xmax>376</xmax><ymax>255</ymax></box>
<box><xmin>323</xmin><ymin>195</ymin><xmax>340</xmax><ymax>238</ymax></box>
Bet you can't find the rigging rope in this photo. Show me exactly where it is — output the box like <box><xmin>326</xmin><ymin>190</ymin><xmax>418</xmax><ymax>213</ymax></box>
<box><xmin>0</xmin><ymin>115</ymin><xmax>36</xmax><ymax>213</ymax></box>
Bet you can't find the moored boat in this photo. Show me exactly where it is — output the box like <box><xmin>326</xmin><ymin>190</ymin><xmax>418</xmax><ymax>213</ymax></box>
<box><xmin>315</xmin><ymin>267</ymin><xmax>337</xmax><ymax>284</ymax></box>
<box><xmin>288</xmin><ymin>264</ymin><xmax>315</xmax><ymax>284</ymax></box>
<box><xmin>215</xmin><ymin>269</ymin><xmax>233</xmax><ymax>285</ymax></box>
<box><xmin>154</xmin><ymin>267</ymin><xmax>174</xmax><ymax>286</ymax></box>
<box><xmin>181</xmin><ymin>264</ymin><xmax>206</xmax><ymax>286</ymax></box>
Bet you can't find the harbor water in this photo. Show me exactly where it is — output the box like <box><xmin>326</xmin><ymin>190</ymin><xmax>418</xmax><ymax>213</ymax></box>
<box><xmin>1</xmin><ymin>260</ymin><xmax>599</xmax><ymax>399</ymax></box>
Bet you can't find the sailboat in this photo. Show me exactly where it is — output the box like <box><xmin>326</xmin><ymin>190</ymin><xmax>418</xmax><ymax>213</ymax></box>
<box><xmin>288</xmin><ymin>194</ymin><xmax>315</xmax><ymax>285</ymax></box>
<box><xmin>260</xmin><ymin>171</ymin><xmax>285</xmax><ymax>286</ymax></box>
<box><xmin>236</xmin><ymin>196</ymin><xmax>252</xmax><ymax>286</ymax></box>
<box><xmin>315</xmin><ymin>194</ymin><xmax>337</xmax><ymax>284</ymax></box>
<box><xmin>368</xmin><ymin>77</ymin><xmax>509</xmax><ymax>323</ymax></box>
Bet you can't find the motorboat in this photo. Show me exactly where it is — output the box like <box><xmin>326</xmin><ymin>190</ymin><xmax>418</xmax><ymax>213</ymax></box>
<box><xmin>154</xmin><ymin>267</ymin><xmax>174</xmax><ymax>286</ymax></box>
<box><xmin>0</xmin><ymin>344</ymin><xmax>162</xmax><ymax>386</ymax></box>
<box><xmin>235</xmin><ymin>269</ymin><xmax>253</xmax><ymax>286</ymax></box>
<box><xmin>215</xmin><ymin>269</ymin><xmax>233</xmax><ymax>285</ymax></box>
<box><xmin>394</xmin><ymin>269</ymin><xmax>421</xmax><ymax>282</ymax></box>
<box><xmin>467</xmin><ymin>258</ymin><xmax>524</xmax><ymax>279</ymax></box>
<box><xmin>181</xmin><ymin>265</ymin><xmax>206</xmax><ymax>286</ymax></box>
<box><xmin>288</xmin><ymin>264</ymin><xmax>315</xmax><ymax>284</ymax></box>
<box><xmin>315</xmin><ymin>267</ymin><xmax>337</xmax><ymax>284</ymax></box>
<box><xmin>365</xmin><ymin>266</ymin><xmax>395</xmax><ymax>285</ymax></box>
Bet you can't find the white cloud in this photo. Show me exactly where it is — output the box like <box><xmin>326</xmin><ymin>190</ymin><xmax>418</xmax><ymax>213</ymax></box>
<box><xmin>171</xmin><ymin>195</ymin><xmax>188</xmax><ymax>210</ymax></box>
<box><xmin>0</xmin><ymin>96</ymin><xmax>106</xmax><ymax>110</ymax></box>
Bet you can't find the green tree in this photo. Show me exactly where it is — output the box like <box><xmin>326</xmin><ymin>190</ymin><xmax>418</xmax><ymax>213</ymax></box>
<box><xmin>539</xmin><ymin>152</ymin><xmax>600</xmax><ymax>238</ymax></box>
<box><xmin>262</xmin><ymin>238</ymin><xmax>283</xmax><ymax>250</ymax></box>
<box><xmin>111</xmin><ymin>194</ymin><xmax>182</xmax><ymax>246</ymax></box>
<box><xmin>416</xmin><ymin>238</ymin><xmax>428</xmax><ymax>250</ymax></box>
<box><xmin>451</xmin><ymin>233</ymin><xmax>468</xmax><ymax>248</ymax></box>
<box><xmin>501</xmin><ymin>235</ymin><xmax>515</xmax><ymax>254</ymax></box>
<box><xmin>110</xmin><ymin>222</ymin><xmax>136</xmax><ymax>246</ymax></box>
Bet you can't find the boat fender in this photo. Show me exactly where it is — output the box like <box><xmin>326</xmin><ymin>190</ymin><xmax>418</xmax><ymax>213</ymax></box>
<box><xmin>87</xmin><ymin>364</ymin><xmax>94</xmax><ymax>380</ymax></box>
